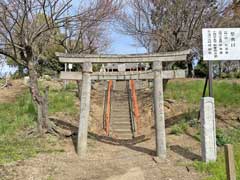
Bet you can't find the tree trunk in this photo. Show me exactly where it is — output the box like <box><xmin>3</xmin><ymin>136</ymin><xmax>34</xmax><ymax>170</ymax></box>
<box><xmin>18</xmin><ymin>65</ymin><xmax>25</xmax><ymax>77</ymax></box>
<box><xmin>187</xmin><ymin>62</ymin><xmax>193</xmax><ymax>78</ymax></box>
<box><xmin>28</xmin><ymin>61</ymin><xmax>50</xmax><ymax>134</ymax></box>
<box><xmin>163</xmin><ymin>79</ymin><xmax>169</xmax><ymax>91</ymax></box>
<box><xmin>219</xmin><ymin>61</ymin><xmax>222</xmax><ymax>78</ymax></box>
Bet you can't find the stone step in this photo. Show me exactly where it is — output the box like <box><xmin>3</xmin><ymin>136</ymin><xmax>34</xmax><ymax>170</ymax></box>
<box><xmin>111</xmin><ymin>108</ymin><xmax>129</xmax><ymax>112</ymax></box>
<box><xmin>111</xmin><ymin>113</ymin><xmax>130</xmax><ymax>116</ymax></box>
<box><xmin>114</xmin><ymin>94</ymin><xmax>128</xmax><ymax>97</ymax></box>
<box><xmin>111</xmin><ymin>108</ymin><xmax>129</xmax><ymax>111</ymax></box>
<box><xmin>112</xmin><ymin>124</ymin><xmax>131</xmax><ymax>129</ymax></box>
<box><xmin>111</xmin><ymin>117</ymin><xmax>130</xmax><ymax>121</ymax></box>
<box><xmin>110</xmin><ymin>81</ymin><xmax>133</xmax><ymax>140</ymax></box>
<box><xmin>112</xmin><ymin>121</ymin><xmax>130</xmax><ymax>124</ymax></box>
<box><xmin>111</xmin><ymin>115</ymin><xmax>130</xmax><ymax>119</ymax></box>
<box><xmin>111</xmin><ymin>111</ymin><xmax>129</xmax><ymax>114</ymax></box>
<box><xmin>111</xmin><ymin>114</ymin><xmax>130</xmax><ymax>118</ymax></box>
<box><xmin>111</xmin><ymin>112</ymin><xmax>129</xmax><ymax>115</ymax></box>
<box><xmin>112</xmin><ymin>129</ymin><xmax>132</xmax><ymax>133</ymax></box>
<box><xmin>111</xmin><ymin>103</ymin><xmax>129</xmax><ymax>106</ymax></box>
<box><xmin>111</xmin><ymin>117</ymin><xmax>130</xmax><ymax>122</ymax></box>
<box><xmin>112</xmin><ymin>90</ymin><xmax>127</xmax><ymax>93</ymax></box>
<box><xmin>111</xmin><ymin>109</ymin><xmax>129</xmax><ymax>112</ymax></box>
<box><xmin>112</xmin><ymin>133</ymin><xmax>133</xmax><ymax>139</ymax></box>
<box><xmin>113</xmin><ymin>93</ymin><xmax>128</xmax><ymax>95</ymax></box>
<box><xmin>112</xmin><ymin>100</ymin><xmax>128</xmax><ymax>103</ymax></box>
<box><xmin>112</xmin><ymin>124</ymin><xmax>130</xmax><ymax>128</ymax></box>
<box><xmin>112</xmin><ymin>97</ymin><xmax>128</xmax><ymax>100</ymax></box>
<box><xmin>112</xmin><ymin>93</ymin><xmax>128</xmax><ymax>96</ymax></box>
<box><xmin>111</xmin><ymin>121</ymin><xmax>130</xmax><ymax>125</ymax></box>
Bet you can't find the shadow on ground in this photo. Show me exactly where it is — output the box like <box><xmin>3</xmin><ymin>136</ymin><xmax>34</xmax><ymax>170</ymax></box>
<box><xmin>50</xmin><ymin>117</ymin><xmax>155</xmax><ymax>156</ymax></box>
<box><xmin>170</xmin><ymin>145</ymin><xmax>201</xmax><ymax>161</ymax></box>
<box><xmin>50</xmin><ymin>116</ymin><xmax>202</xmax><ymax>160</ymax></box>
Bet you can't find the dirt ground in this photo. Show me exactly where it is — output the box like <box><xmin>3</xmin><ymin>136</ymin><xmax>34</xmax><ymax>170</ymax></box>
<box><xmin>0</xmin><ymin>129</ymin><xmax>206</xmax><ymax>180</ymax></box>
<box><xmin>0</xmin><ymin>79</ymin><xmax>239</xmax><ymax>180</ymax></box>
<box><xmin>0</xmin><ymin>79</ymin><xmax>26</xmax><ymax>103</ymax></box>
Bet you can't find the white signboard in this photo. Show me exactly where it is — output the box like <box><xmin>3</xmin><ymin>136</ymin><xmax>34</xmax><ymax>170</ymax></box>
<box><xmin>202</xmin><ymin>28</ymin><xmax>240</xmax><ymax>61</ymax></box>
<box><xmin>118</xmin><ymin>64</ymin><xmax>126</xmax><ymax>72</ymax></box>
<box><xmin>68</xmin><ymin>63</ymin><xmax>73</xmax><ymax>70</ymax></box>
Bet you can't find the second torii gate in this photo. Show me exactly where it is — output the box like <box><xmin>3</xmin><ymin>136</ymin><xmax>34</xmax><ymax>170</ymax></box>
<box><xmin>56</xmin><ymin>49</ymin><xmax>191</xmax><ymax>158</ymax></box>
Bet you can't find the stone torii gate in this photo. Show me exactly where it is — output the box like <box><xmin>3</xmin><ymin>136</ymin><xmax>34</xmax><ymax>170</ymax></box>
<box><xmin>56</xmin><ymin>49</ymin><xmax>191</xmax><ymax>158</ymax></box>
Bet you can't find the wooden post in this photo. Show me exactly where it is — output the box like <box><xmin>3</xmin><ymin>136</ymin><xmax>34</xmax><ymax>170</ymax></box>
<box><xmin>77</xmin><ymin>62</ymin><xmax>92</xmax><ymax>156</ymax></box>
<box><xmin>208</xmin><ymin>61</ymin><xmax>213</xmax><ymax>97</ymax></box>
<box><xmin>153</xmin><ymin>61</ymin><xmax>166</xmax><ymax>158</ymax></box>
<box><xmin>225</xmin><ymin>144</ymin><xmax>236</xmax><ymax>180</ymax></box>
<box><xmin>64</xmin><ymin>63</ymin><xmax>67</xmax><ymax>89</ymax></box>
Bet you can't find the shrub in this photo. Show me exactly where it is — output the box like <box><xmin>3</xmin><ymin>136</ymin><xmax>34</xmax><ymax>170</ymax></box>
<box><xmin>194</xmin><ymin>60</ymin><xmax>208</xmax><ymax>78</ymax></box>
<box><xmin>65</xmin><ymin>82</ymin><xmax>77</xmax><ymax>90</ymax></box>
<box><xmin>216</xmin><ymin>129</ymin><xmax>231</xmax><ymax>146</ymax></box>
<box><xmin>170</xmin><ymin>121</ymin><xmax>188</xmax><ymax>135</ymax></box>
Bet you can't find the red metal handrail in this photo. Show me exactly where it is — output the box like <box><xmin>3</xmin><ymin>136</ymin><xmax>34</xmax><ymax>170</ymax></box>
<box><xmin>105</xmin><ymin>80</ymin><xmax>113</xmax><ymax>136</ymax></box>
<box><xmin>130</xmin><ymin>80</ymin><xmax>141</xmax><ymax>134</ymax></box>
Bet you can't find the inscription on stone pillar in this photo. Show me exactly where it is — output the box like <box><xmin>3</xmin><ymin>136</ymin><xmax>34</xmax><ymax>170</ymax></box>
<box><xmin>200</xmin><ymin>97</ymin><xmax>217</xmax><ymax>162</ymax></box>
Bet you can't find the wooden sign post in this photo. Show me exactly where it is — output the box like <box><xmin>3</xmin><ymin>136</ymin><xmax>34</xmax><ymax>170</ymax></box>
<box><xmin>225</xmin><ymin>144</ymin><xmax>236</xmax><ymax>180</ymax></box>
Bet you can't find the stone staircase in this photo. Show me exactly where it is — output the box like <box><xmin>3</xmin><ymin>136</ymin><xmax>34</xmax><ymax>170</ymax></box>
<box><xmin>110</xmin><ymin>81</ymin><xmax>133</xmax><ymax>139</ymax></box>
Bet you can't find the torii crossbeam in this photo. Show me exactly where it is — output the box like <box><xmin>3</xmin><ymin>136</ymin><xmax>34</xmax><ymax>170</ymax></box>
<box><xmin>56</xmin><ymin>49</ymin><xmax>191</xmax><ymax>158</ymax></box>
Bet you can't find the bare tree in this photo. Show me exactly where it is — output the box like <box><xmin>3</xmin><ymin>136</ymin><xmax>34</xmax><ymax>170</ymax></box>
<box><xmin>0</xmin><ymin>0</ymin><xmax>77</xmax><ymax>133</ymax></box>
<box><xmin>0</xmin><ymin>0</ymin><xmax>121</xmax><ymax>133</ymax></box>
<box><xmin>219</xmin><ymin>0</ymin><xmax>240</xmax><ymax>27</ymax></box>
<box><xmin>56</xmin><ymin>0</ymin><xmax>121</xmax><ymax>96</ymax></box>
<box><xmin>118</xmin><ymin>0</ymin><xmax>227</xmax><ymax>52</ymax></box>
<box><xmin>58</xmin><ymin>0</ymin><xmax>121</xmax><ymax>54</ymax></box>
<box><xmin>117</xmin><ymin>0</ymin><xmax>226</xmax><ymax>76</ymax></box>
<box><xmin>212</xmin><ymin>0</ymin><xmax>240</xmax><ymax>76</ymax></box>
<box><xmin>0</xmin><ymin>57</ymin><xmax>5</xmax><ymax>78</ymax></box>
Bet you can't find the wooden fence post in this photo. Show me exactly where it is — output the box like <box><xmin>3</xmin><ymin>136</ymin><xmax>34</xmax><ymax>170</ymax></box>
<box><xmin>225</xmin><ymin>144</ymin><xmax>236</xmax><ymax>180</ymax></box>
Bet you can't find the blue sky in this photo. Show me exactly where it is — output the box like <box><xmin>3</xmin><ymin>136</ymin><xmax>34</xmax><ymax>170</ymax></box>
<box><xmin>107</xmin><ymin>31</ymin><xmax>146</xmax><ymax>54</ymax></box>
<box><xmin>1</xmin><ymin>26</ymin><xmax>146</xmax><ymax>76</ymax></box>
<box><xmin>0</xmin><ymin>1</ymin><xmax>146</xmax><ymax>76</ymax></box>
<box><xmin>71</xmin><ymin>0</ymin><xmax>146</xmax><ymax>55</ymax></box>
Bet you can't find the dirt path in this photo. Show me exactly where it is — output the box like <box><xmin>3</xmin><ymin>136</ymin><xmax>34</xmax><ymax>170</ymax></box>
<box><xmin>0</xmin><ymin>80</ymin><xmax>26</xmax><ymax>103</ymax></box>
<box><xmin>0</xmin><ymin>129</ymin><xmax>206</xmax><ymax>180</ymax></box>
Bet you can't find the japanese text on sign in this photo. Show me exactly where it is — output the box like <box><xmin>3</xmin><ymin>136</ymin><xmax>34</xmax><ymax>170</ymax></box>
<box><xmin>202</xmin><ymin>28</ymin><xmax>240</xmax><ymax>61</ymax></box>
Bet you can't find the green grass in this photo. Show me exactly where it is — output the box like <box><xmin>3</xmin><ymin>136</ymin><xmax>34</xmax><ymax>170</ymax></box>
<box><xmin>164</xmin><ymin>79</ymin><xmax>240</xmax><ymax>179</ymax></box>
<box><xmin>48</xmin><ymin>90</ymin><xmax>78</xmax><ymax>115</ymax></box>
<box><xmin>194</xmin><ymin>144</ymin><xmax>240</xmax><ymax>180</ymax></box>
<box><xmin>0</xmin><ymin>136</ymin><xmax>64</xmax><ymax>165</ymax></box>
<box><xmin>165</xmin><ymin>79</ymin><xmax>240</xmax><ymax>107</ymax></box>
<box><xmin>193</xmin><ymin>127</ymin><xmax>240</xmax><ymax>180</ymax></box>
<box><xmin>169</xmin><ymin>108</ymin><xmax>199</xmax><ymax>135</ymax></box>
<box><xmin>0</xmin><ymin>78</ymin><xmax>5</xmax><ymax>84</ymax></box>
<box><xmin>0</xmin><ymin>88</ymin><xmax>76</xmax><ymax>164</ymax></box>
<box><xmin>0</xmin><ymin>93</ymin><xmax>36</xmax><ymax>136</ymax></box>
<box><xmin>1</xmin><ymin>78</ymin><xmax>239</xmax><ymax>168</ymax></box>
<box><xmin>170</xmin><ymin>121</ymin><xmax>188</xmax><ymax>135</ymax></box>
<box><xmin>0</xmin><ymin>88</ymin><xmax>77</xmax><ymax>136</ymax></box>
<box><xmin>65</xmin><ymin>82</ymin><xmax>77</xmax><ymax>91</ymax></box>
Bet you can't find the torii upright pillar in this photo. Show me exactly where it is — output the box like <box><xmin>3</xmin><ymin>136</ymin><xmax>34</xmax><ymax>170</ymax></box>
<box><xmin>153</xmin><ymin>61</ymin><xmax>167</xmax><ymax>158</ymax></box>
<box><xmin>77</xmin><ymin>62</ymin><xmax>92</xmax><ymax>156</ymax></box>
